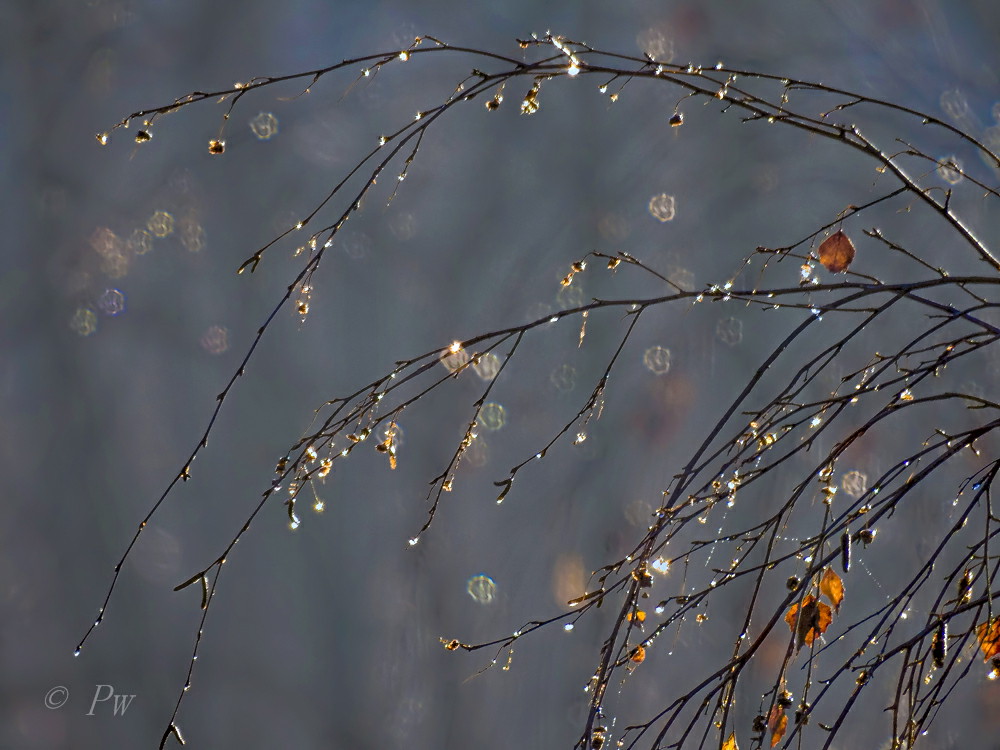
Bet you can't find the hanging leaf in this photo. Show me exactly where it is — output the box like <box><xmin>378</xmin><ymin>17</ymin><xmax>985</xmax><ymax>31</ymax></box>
<box><xmin>819</xmin><ymin>567</ymin><xmax>845</xmax><ymax>613</ymax></box>
<box><xmin>768</xmin><ymin>706</ymin><xmax>788</xmax><ymax>748</ymax></box>
<box><xmin>840</xmin><ymin>531</ymin><xmax>851</xmax><ymax>573</ymax></box>
<box><xmin>976</xmin><ymin>618</ymin><xmax>1000</xmax><ymax>661</ymax></box>
<box><xmin>630</xmin><ymin>645</ymin><xmax>646</xmax><ymax>664</ymax></box>
<box><xmin>817</xmin><ymin>230</ymin><xmax>855</xmax><ymax>273</ymax></box>
<box><xmin>932</xmin><ymin>620</ymin><xmax>947</xmax><ymax>668</ymax></box>
<box><xmin>785</xmin><ymin>594</ymin><xmax>832</xmax><ymax>650</ymax></box>
<box><xmin>722</xmin><ymin>732</ymin><xmax>740</xmax><ymax>750</ymax></box>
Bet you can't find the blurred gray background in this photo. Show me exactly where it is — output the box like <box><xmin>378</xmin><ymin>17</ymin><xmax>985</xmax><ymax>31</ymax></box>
<box><xmin>4</xmin><ymin>0</ymin><xmax>1000</xmax><ymax>748</ymax></box>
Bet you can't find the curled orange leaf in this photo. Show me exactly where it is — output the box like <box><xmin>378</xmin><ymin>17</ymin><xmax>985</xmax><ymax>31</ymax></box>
<box><xmin>785</xmin><ymin>594</ymin><xmax>832</xmax><ymax>650</ymax></box>
<box><xmin>819</xmin><ymin>567</ymin><xmax>845</xmax><ymax>613</ymax></box>
<box><xmin>768</xmin><ymin>707</ymin><xmax>788</xmax><ymax>748</ymax></box>
<box><xmin>631</xmin><ymin>645</ymin><xmax>646</xmax><ymax>663</ymax></box>
<box><xmin>977</xmin><ymin>618</ymin><xmax>1000</xmax><ymax>661</ymax></box>
<box><xmin>817</xmin><ymin>230</ymin><xmax>855</xmax><ymax>273</ymax></box>
<box><xmin>722</xmin><ymin>731</ymin><xmax>739</xmax><ymax>750</ymax></box>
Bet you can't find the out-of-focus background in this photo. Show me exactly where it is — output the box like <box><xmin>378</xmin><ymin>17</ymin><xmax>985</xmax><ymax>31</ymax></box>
<box><xmin>4</xmin><ymin>1</ymin><xmax>1000</xmax><ymax>748</ymax></box>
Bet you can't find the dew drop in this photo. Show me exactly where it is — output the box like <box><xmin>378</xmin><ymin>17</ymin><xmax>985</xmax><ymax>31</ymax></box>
<box><xmin>937</xmin><ymin>155</ymin><xmax>963</xmax><ymax>185</ymax></box>
<box><xmin>147</xmin><ymin>210</ymin><xmax>175</xmax><ymax>238</ymax></box>
<box><xmin>840</xmin><ymin>470</ymin><xmax>868</xmax><ymax>498</ymax></box>
<box><xmin>715</xmin><ymin>317</ymin><xmax>742</xmax><ymax>346</ymax></box>
<box><xmin>466</xmin><ymin>574</ymin><xmax>497</xmax><ymax>604</ymax></box>
<box><xmin>549</xmin><ymin>363</ymin><xmax>577</xmax><ymax>391</ymax></box>
<box><xmin>97</xmin><ymin>288</ymin><xmax>126</xmax><ymax>316</ymax></box>
<box><xmin>439</xmin><ymin>342</ymin><xmax>470</xmax><ymax>373</ymax></box>
<box><xmin>472</xmin><ymin>352</ymin><xmax>502</xmax><ymax>380</ymax></box>
<box><xmin>939</xmin><ymin>89</ymin><xmax>970</xmax><ymax>121</ymax></box>
<box><xmin>180</xmin><ymin>219</ymin><xmax>206</xmax><ymax>253</ymax></box>
<box><xmin>557</xmin><ymin>283</ymin><xmax>584</xmax><ymax>309</ymax></box>
<box><xmin>643</xmin><ymin>345</ymin><xmax>671</xmax><ymax>375</ymax></box>
<box><xmin>127</xmin><ymin>228</ymin><xmax>153</xmax><ymax>255</ymax></box>
<box><xmin>249</xmin><ymin>111</ymin><xmax>279</xmax><ymax>140</ymax></box>
<box><xmin>648</xmin><ymin>193</ymin><xmax>676</xmax><ymax>222</ymax></box>
<box><xmin>636</xmin><ymin>28</ymin><xmax>673</xmax><ymax>62</ymax></box>
<box><xmin>480</xmin><ymin>402</ymin><xmax>507</xmax><ymax>431</ymax></box>
<box><xmin>200</xmin><ymin>325</ymin><xmax>229</xmax><ymax>354</ymax></box>
<box><xmin>70</xmin><ymin>307</ymin><xmax>98</xmax><ymax>336</ymax></box>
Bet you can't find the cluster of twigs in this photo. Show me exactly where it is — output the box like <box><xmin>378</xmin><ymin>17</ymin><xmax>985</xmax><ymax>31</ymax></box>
<box><xmin>81</xmin><ymin>33</ymin><xmax>1000</xmax><ymax>750</ymax></box>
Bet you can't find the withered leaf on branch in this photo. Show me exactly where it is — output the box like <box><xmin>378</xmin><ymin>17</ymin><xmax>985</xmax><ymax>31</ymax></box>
<box><xmin>785</xmin><ymin>594</ymin><xmax>832</xmax><ymax>650</ymax></box>
<box><xmin>817</xmin><ymin>230</ymin><xmax>856</xmax><ymax>273</ymax></box>
<box><xmin>768</xmin><ymin>707</ymin><xmax>788</xmax><ymax>748</ymax></box>
<box><xmin>722</xmin><ymin>731</ymin><xmax>739</xmax><ymax>750</ymax></box>
<box><xmin>819</xmin><ymin>567</ymin><xmax>845</xmax><ymax>613</ymax></box>
<box><xmin>977</xmin><ymin>618</ymin><xmax>1000</xmax><ymax>661</ymax></box>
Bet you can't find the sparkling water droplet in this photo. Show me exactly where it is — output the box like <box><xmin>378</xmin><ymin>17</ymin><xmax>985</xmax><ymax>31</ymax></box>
<box><xmin>473</xmin><ymin>352</ymin><xmax>501</xmax><ymax>380</ymax></box>
<box><xmin>636</xmin><ymin>28</ymin><xmax>673</xmax><ymax>62</ymax></box>
<box><xmin>648</xmin><ymin>193</ymin><xmax>676</xmax><ymax>222</ymax></box>
<box><xmin>439</xmin><ymin>342</ymin><xmax>469</xmax><ymax>373</ymax></box>
<box><xmin>715</xmin><ymin>317</ymin><xmax>742</xmax><ymax>346</ymax></box>
<box><xmin>643</xmin><ymin>346</ymin><xmax>671</xmax><ymax>375</ymax></box>
<box><xmin>70</xmin><ymin>307</ymin><xmax>98</xmax><ymax>336</ymax></box>
<box><xmin>127</xmin><ymin>228</ymin><xmax>153</xmax><ymax>255</ymax></box>
<box><xmin>249</xmin><ymin>112</ymin><xmax>279</xmax><ymax>140</ymax></box>
<box><xmin>937</xmin><ymin>155</ymin><xmax>963</xmax><ymax>185</ymax></box>
<box><xmin>479</xmin><ymin>402</ymin><xmax>506</xmax><ymax>431</ymax></box>
<box><xmin>466</xmin><ymin>574</ymin><xmax>496</xmax><ymax>604</ymax></box>
<box><xmin>147</xmin><ymin>210</ymin><xmax>175</xmax><ymax>238</ymax></box>
<box><xmin>180</xmin><ymin>220</ymin><xmax>206</xmax><ymax>253</ymax></box>
<box><xmin>200</xmin><ymin>325</ymin><xmax>229</xmax><ymax>354</ymax></box>
<box><xmin>939</xmin><ymin>89</ymin><xmax>970</xmax><ymax>121</ymax></box>
<box><xmin>549</xmin><ymin>363</ymin><xmax>576</xmax><ymax>391</ymax></box>
<box><xmin>557</xmin><ymin>283</ymin><xmax>584</xmax><ymax>308</ymax></box>
<box><xmin>97</xmin><ymin>288</ymin><xmax>125</xmax><ymax>316</ymax></box>
<box><xmin>840</xmin><ymin>470</ymin><xmax>868</xmax><ymax>498</ymax></box>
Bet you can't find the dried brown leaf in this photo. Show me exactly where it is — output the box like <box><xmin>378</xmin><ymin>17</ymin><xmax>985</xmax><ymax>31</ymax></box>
<box><xmin>768</xmin><ymin>707</ymin><xmax>788</xmax><ymax>748</ymax></box>
<box><xmin>785</xmin><ymin>594</ymin><xmax>832</xmax><ymax>650</ymax></box>
<box><xmin>819</xmin><ymin>567</ymin><xmax>845</xmax><ymax>613</ymax></box>
<box><xmin>977</xmin><ymin>618</ymin><xmax>1000</xmax><ymax>661</ymax></box>
<box><xmin>818</xmin><ymin>230</ymin><xmax>855</xmax><ymax>273</ymax></box>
